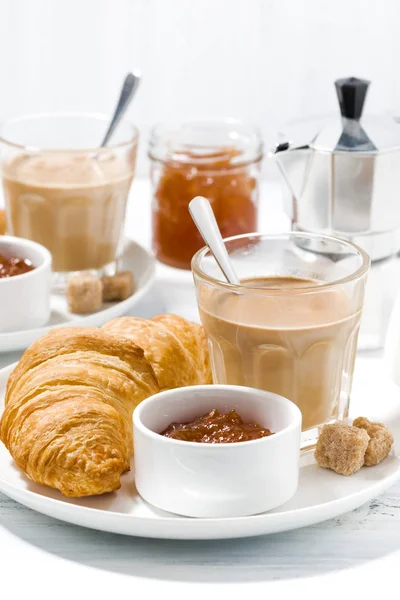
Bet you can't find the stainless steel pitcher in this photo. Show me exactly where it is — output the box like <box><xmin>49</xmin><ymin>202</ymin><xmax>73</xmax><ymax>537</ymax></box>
<box><xmin>272</xmin><ymin>77</ymin><xmax>400</xmax><ymax>349</ymax></box>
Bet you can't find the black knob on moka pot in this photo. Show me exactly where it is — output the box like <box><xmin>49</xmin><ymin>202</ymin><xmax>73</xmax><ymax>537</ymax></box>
<box><xmin>334</xmin><ymin>77</ymin><xmax>376</xmax><ymax>150</ymax></box>
<box><xmin>334</xmin><ymin>76</ymin><xmax>370</xmax><ymax>121</ymax></box>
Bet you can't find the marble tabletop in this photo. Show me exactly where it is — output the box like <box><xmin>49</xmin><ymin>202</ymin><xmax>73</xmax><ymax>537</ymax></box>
<box><xmin>1</xmin><ymin>180</ymin><xmax>399</xmax><ymax>599</ymax></box>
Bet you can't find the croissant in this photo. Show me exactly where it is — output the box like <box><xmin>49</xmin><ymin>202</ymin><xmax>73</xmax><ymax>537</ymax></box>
<box><xmin>0</xmin><ymin>315</ymin><xmax>212</xmax><ymax>497</ymax></box>
<box><xmin>1</xmin><ymin>327</ymin><xmax>159</xmax><ymax>497</ymax></box>
<box><xmin>102</xmin><ymin>314</ymin><xmax>212</xmax><ymax>389</ymax></box>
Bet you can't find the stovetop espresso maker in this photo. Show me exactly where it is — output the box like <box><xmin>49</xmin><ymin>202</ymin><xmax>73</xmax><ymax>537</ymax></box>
<box><xmin>273</xmin><ymin>76</ymin><xmax>400</xmax><ymax>349</ymax></box>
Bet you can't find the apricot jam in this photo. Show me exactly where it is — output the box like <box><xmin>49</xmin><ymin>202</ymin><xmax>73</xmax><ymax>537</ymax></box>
<box><xmin>160</xmin><ymin>408</ymin><xmax>273</xmax><ymax>444</ymax></box>
<box><xmin>0</xmin><ymin>254</ymin><xmax>35</xmax><ymax>278</ymax></box>
<box><xmin>149</xmin><ymin>121</ymin><xmax>262</xmax><ymax>270</ymax></box>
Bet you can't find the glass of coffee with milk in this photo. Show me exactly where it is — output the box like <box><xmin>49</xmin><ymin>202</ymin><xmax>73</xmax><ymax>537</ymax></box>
<box><xmin>192</xmin><ymin>232</ymin><xmax>370</xmax><ymax>449</ymax></box>
<box><xmin>0</xmin><ymin>113</ymin><xmax>138</xmax><ymax>289</ymax></box>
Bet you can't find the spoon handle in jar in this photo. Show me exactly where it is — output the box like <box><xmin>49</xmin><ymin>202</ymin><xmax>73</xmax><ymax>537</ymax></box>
<box><xmin>100</xmin><ymin>71</ymin><xmax>141</xmax><ymax>148</ymax></box>
<box><xmin>189</xmin><ymin>196</ymin><xmax>240</xmax><ymax>285</ymax></box>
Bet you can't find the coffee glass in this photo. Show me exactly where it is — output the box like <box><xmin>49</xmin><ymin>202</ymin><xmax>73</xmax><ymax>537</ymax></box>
<box><xmin>0</xmin><ymin>113</ymin><xmax>138</xmax><ymax>288</ymax></box>
<box><xmin>192</xmin><ymin>232</ymin><xmax>370</xmax><ymax>449</ymax></box>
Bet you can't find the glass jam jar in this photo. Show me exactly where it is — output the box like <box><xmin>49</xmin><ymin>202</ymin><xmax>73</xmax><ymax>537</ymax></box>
<box><xmin>148</xmin><ymin>119</ymin><xmax>263</xmax><ymax>269</ymax></box>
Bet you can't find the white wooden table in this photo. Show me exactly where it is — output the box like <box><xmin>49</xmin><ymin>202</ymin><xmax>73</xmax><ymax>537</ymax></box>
<box><xmin>1</xmin><ymin>181</ymin><xmax>399</xmax><ymax>599</ymax></box>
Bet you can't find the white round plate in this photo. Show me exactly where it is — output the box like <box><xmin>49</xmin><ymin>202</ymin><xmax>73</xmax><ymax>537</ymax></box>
<box><xmin>0</xmin><ymin>356</ymin><xmax>399</xmax><ymax>540</ymax></box>
<box><xmin>0</xmin><ymin>238</ymin><xmax>155</xmax><ymax>353</ymax></box>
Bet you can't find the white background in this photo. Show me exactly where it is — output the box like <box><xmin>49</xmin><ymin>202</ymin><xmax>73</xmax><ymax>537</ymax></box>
<box><xmin>0</xmin><ymin>0</ymin><xmax>399</xmax><ymax>176</ymax></box>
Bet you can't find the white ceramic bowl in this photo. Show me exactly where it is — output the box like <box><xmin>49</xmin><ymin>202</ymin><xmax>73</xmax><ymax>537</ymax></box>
<box><xmin>0</xmin><ymin>236</ymin><xmax>52</xmax><ymax>333</ymax></box>
<box><xmin>133</xmin><ymin>385</ymin><xmax>302</xmax><ymax>518</ymax></box>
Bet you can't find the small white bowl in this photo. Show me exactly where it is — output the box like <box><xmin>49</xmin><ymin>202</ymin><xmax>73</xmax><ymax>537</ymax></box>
<box><xmin>0</xmin><ymin>235</ymin><xmax>52</xmax><ymax>333</ymax></box>
<box><xmin>133</xmin><ymin>385</ymin><xmax>302</xmax><ymax>518</ymax></box>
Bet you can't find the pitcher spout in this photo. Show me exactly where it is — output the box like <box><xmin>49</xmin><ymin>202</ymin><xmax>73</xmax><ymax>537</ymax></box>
<box><xmin>270</xmin><ymin>141</ymin><xmax>312</xmax><ymax>224</ymax></box>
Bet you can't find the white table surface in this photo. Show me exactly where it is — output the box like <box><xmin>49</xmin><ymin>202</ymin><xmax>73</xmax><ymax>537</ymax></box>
<box><xmin>1</xmin><ymin>180</ymin><xmax>399</xmax><ymax>600</ymax></box>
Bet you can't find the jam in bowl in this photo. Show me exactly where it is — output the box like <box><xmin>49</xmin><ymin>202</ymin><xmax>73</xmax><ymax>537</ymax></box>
<box><xmin>0</xmin><ymin>254</ymin><xmax>35</xmax><ymax>278</ymax></box>
<box><xmin>133</xmin><ymin>385</ymin><xmax>301</xmax><ymax>518</ymax></box>
<box><xmin>0</xmin><ymin>236</ymin><xmax>52</xmax><ymax>333</ymax></box>
<box><xmin>161</xmin><ymin>408</ymin><xmax>274</xmax><ymax>443</ymax></box>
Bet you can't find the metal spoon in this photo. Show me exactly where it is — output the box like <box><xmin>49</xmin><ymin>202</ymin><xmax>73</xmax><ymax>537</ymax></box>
<box><xmin>189</xmin><ymin>196</ymin><xmax>240</xmax><ymax>285</ymax></box>
<box><xmin>100</xmin><ymin>70</ymin><xmax>141</xmax><ymax>148</ymax></box>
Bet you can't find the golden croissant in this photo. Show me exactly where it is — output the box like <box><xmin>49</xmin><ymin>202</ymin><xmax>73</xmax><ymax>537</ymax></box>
<box><xmin>102</xmin><ymin>314</ymin><xmax>212</xmax><ymax>390</ymax></box>
<box><xmin>0</xmin><ymin>315</ymin><xmax>211</xmax><ymax>497</ymax></box>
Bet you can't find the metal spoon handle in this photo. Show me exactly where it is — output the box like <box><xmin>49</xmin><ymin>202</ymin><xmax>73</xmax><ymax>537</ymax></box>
<box><xmin>189</xmin><ymin>196</ymin><xmax>240</xmax><ymax>285</ymax></box>
<box><xmin>100</xmin><ymin>71</ymin><xmax>141</xmax><ymax>147</ymax></box>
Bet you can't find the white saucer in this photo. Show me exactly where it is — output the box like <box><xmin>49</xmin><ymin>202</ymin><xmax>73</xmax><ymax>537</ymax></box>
<box><xmin>0</xmin><ymin>356</ymin><xmax>399</xmax><ymax>540</ymax></box>
<box><xmin>0</xmin><ymin>238</ymin><xmax>155</xmax><ymax>353</ymax></box>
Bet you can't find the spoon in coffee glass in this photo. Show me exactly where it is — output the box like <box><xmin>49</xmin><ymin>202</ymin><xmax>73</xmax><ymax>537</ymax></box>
<box><xmin>189</xmin><ymin>196</ymin><xmax>240</xmax><ymax>285</ymax></box>
<box><xmin>99</xmin><ymin>70</ymin><xmax>141</xmax><ymax>148</ymax></box>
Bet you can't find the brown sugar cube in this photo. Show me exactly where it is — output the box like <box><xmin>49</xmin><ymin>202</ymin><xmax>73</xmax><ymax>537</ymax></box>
<box><xmin>101</xmin><ymin>271</ymin><xmax>134</xmax><ymax>302</ymax></box>
<box><xmin>67</xmin><ymin>273</ymin><xmax>102</xmax><ymax>314</ymax></box>
<box><xmin>0</xmin><ymin>209</ymin><xmax>6</xmax><ymax>235</ymax></box>
<box><xmin>315</xmin><ymin>423</ymin><xmax>370</xmax><ymax>476</ymax></box>
<box><xmin>353</xmin><ymin>417</ymin><xmax>394</xmax><ymax>466</ymax></box>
